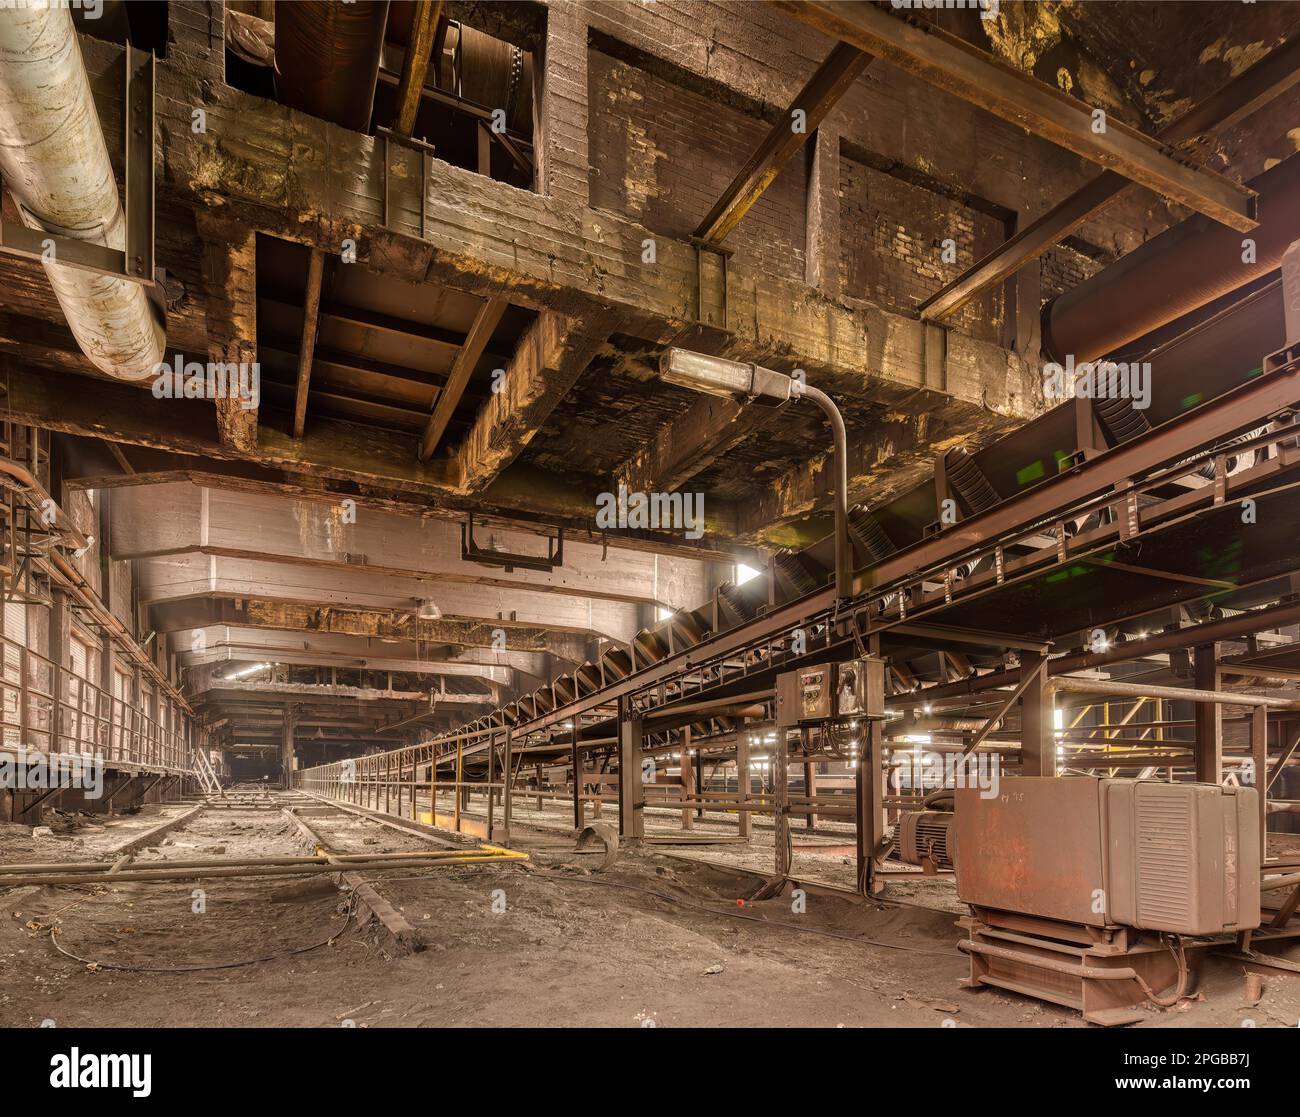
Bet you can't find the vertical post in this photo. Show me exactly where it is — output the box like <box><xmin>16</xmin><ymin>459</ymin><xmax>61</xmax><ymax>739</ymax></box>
<box><xmin>680</xmin><ymin>726</ymin><xmax>694</xmax><ymax>830</ymax></box>
<box><xmin>487</xmin><ymin>730</ymin><xmax>497</xmax><ymax>840</ymax></box>
<box><xmin>454</xmin><ymin>739</ymin><xmax>463</xmax><ymax>833</ymax></box>
<box><xmin>775</xmin><ymin>728</ymin><xmax>791</xmax><ymax>878</ymax></box>
<box><xmin>570</xmin><ymin>721</ymin><xmax>582</xmax><ymax>829</ymax></box>
<box><xmin>735</xmin><ymin>728</ymin><xmax>751</xmax><ymax>839</ymax></box>
<box><xmin>617</xmin><ymin>696</ymin><xmax>644</xmax><ymax>840</ymax></box>
<box><xmin>856</xmin><ymin>634</ymin><xmax>888</xmax><ymax>894</ymax></box>
<box><xmin>502</xmin><ymin>726</ymin><xmax>513</xmax><ymax>842</ymax></box>
<box><xmin>281</xmin><ymin>705</ymin><xmax>295</xmax><ymax>790</ymax></box>
<box><xmin>536</xmin><ymin>763</ymin><xmax>545</xmax><ymax>811</ymax></box>
<box><xmin>1019</xmin><ymin>650</ymin><xmax>1054</xmax><ymax>776</ymax></box>
<box><xmin>804</xmin><ymin>760</ymin><xmax>817</xmax><ymax>830</ymax></box>
<box><xmin>429</xmin><ymin>749</ymin><xmax>437</xmax><ymax>823</ymax></box>
<box><xmin>1250</xmin><ymin>705</ymin><xmax>1268</xmax><ymax>861</ymax></box>
<box><xmin>1194</xmin><ymin>644</ymin><xmax>1222</xmax><ymax>784</ymax></box>
<box><xmin>694</xmin><ymin>751</ymin><xmax>704</xmax><ymax>819</ymax></box>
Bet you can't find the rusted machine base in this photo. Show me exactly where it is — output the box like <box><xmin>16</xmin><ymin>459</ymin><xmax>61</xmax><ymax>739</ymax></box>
<box><xmin>958</xmin><ymin>908</ymin><xmax>1197</xmax><ymax>1027</ymax></box>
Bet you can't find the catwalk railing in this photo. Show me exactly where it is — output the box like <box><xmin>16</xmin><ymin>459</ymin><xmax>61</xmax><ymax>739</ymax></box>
<box><xmin>0</xmin><ymin>631</ymin><xmax>190</xmax><ymax>774</ymax></box>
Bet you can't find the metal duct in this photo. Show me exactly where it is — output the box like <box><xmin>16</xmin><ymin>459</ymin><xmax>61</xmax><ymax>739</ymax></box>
<box><xmin>1043</xmin><ymin>155</ymin><xmax>1300</xmax><ymax>364</ymax></box>
<box><xmin>0</xmin><ymin>5</ymin><xmax>164</xmax><ymax>380</ymax></box>
<box><xmin>275</xmin><ymin>0</ymin><xmax>390</xmax><ymax>132</ymax></box>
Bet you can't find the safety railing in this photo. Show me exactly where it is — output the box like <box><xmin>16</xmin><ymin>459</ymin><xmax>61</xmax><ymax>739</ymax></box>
<box><xmin>0</xmin><ymin>633</ymin><xmax>189</xmax><ymax>773</ymax></box>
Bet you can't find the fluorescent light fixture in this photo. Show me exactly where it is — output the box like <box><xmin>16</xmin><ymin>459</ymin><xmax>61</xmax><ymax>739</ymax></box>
<box><xmin>224</xmin><ymin>661</ymin><xmax>271</xmax><ymax>681</ymax></box>
<box><xmin>659</xmin><ymin>349</ymin><xmax>792</xmax><ymax>401</ymax></box>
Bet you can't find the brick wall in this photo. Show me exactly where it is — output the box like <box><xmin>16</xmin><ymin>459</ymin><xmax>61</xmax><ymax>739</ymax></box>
<box><xmin>1040</xmin><ymin>244</ymin><xmax>1106</xmax><ymax>303</ymax></box>
<box><xmin>587</xmin><ymin>49</ymin><xmax>807</xmax><ymax>284</ymax></box>
<box><xmin>837</xmin><ymin>152</ymin><xmax>1006</xmax><ymax>344</ymax></box>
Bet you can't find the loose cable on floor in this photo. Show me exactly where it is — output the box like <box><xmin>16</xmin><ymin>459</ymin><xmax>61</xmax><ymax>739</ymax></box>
<box><xmin>47</xmin><ymin>895</ymin><xmax>359</xmax><ymax>975</ymax></box>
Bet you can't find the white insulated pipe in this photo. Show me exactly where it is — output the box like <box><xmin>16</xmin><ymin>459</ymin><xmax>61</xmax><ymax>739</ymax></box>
<box><xmin>0</xmin><ymin>3</ymin><xmax>163</xmax><ymax>380</ymax></box>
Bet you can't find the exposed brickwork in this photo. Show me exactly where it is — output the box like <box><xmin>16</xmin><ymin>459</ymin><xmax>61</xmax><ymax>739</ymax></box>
<box><xmin>586</xmin><ymin>49</ymin><xmax>807</xmax><ymax>284</ymax></box>
<box><xmin>837</xmin><ymin>153</ymin><xmax>1005</xmax><ymax>344</ymax></box>
<box><xmin>1040</xmin><ymin>244</ymin><xmax>1106</xmax><ymax>304</ymax></box>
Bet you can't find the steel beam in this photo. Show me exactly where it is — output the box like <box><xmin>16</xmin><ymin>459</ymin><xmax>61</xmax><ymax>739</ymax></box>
<box><xmin>919</xmin><ymin>32</ymin><xmax>1300</xmax><ymax>321</ymax></box>
<box><xmin>778</xmin><ymin>1</ymin><xmax>1257</xmax><ymax>232</ymax></box>
<box><xmin>695</xmin><ymin>41</ymin><xmax>871</xmax><ymax>245</ymax></box>
<box><xmin>419</xmin><ymin>297</ymin><xmax>509</xmax><ymax>460</ymax></box>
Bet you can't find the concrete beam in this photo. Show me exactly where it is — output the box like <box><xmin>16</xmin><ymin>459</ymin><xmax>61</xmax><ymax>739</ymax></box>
<box><xmin>455</xmin><ymin>313</ymin><xmax>610</xmax><ymax>493</ymax></box>
<box><xmin>196</xmin><ymin>213</ymin><xmax>260</xmax><ymax>453</ymax></box>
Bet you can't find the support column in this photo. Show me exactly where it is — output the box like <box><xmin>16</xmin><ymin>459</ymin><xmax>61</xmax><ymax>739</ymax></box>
<box><xmin>571</xmin><ymin>721</ymin><xmax>582</xmax><ymax>829</ymax></box>
<box><xmin>775</xmin><ymin>728</ymin><xmax>791</xmax><ymax>878</ymax></box>
<box><xmin>280</xmin><ymin>705</ymin><xmax>296</xmax><ymax>790</ymax></box>
<box><xmin>735</xmin><ymin>729</ymin><xmax>751</xmax><ymax>840</ymax></box>
<box><xmin>617</xmin><ymin>696</ymin><xmax>644</xmax><ymax>841</ymax></box>
<box><xmin>805</xmin><ymin>124</ymin><xmax>841</xmax><ymax>297</ymax></box>
<box><xmin>1194</xmin><ymin>643</ymin><xmax>1222</xmax><ymax>784</ymax></box>
<box><xmin>1019</xmin><ymin>650</ymin><xmax>1054</xmax><ymax>777</ymax></box>
<box><xmin>856</xmin><ymin>636</ymin><xmax>888</xmax><ymax>894</ymax></box>
<box><xmin>502</xmin><ymin>726</ymin><xmax>513</xmax><ymax>843</ymax></box>
<box><xmin>1251</xmin><ymin>705</ymin><xmax>1268</xmax><ymax>861</ymax></box>
<box><xmin>680</xmin><ymin>727</ymin><xmax>694</xmax><ymax>830</ymax></box>
<box><xmin>454</xmin><ymin>739</ymin><xmax>464</xmax><ymax>832</ymax></box>
<box><xmin>487</xmin><ymin>730</ymin><xmax>497</xmax><ymax>840</ymax></box>
<box><xmin>804</xmin><ymin>760</ymin><xmax>817</xmax><ymax>830</ymax></box>
<box><xmin>535</xmin><ymin>5</ymin><xmax>589</xmax><ymax>208</ymax></box>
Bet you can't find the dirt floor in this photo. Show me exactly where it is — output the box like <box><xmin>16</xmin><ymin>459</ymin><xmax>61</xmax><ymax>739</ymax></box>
<box><xmin>1</xmin><ymin>793</ymin><xmax>1298</xmax><ymax>1029</ymax></box>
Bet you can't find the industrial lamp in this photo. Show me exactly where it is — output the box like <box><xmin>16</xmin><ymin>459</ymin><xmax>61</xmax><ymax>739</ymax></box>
<box><xmin>416</xmin><ymin>598</ymin><xmax>442</xmax><ymax>620</ymax></box>
<box><xmin>659</xmin><ymin>348</ymin><xmax>852</xmax><ymax>600</ymax></box>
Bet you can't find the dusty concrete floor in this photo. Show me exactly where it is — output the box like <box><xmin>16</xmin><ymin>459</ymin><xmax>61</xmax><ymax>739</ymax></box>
<box><xmin>1</xmin><ymin>795</ymin><xmax>1297</xmax><ymax>1029</ymax></box>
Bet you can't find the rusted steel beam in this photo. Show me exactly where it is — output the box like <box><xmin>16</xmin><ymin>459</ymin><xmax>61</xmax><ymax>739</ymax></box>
<box><xmin>695</xmin><ymin>41</ymin><xmax>870</xmax><ymax>246</ymax></box>
<box><xmin>393</xmin><ymin>0</ymin><xmax>443</xmax><ymax>137</ymax></box>
<box><xmin>292</xmin><ymin>249</ymin><xmax>326</xmax><ymax>440</ymax></box>
<box><xmin>419</xmin><ymin>296</ymin><xmax>509</xmax><ymax>461</ymax></box>
<box><xmin>778</xmin><ymin>1</ymin><xmax>1257</xmax><ymax>232</ymax></box>
<box><xmin>919</xmin><ymin>32</ymin><xmax>1300</xmax><ymax>323</ymax></box>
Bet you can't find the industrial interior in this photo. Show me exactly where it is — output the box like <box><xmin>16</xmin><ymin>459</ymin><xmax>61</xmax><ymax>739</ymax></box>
<box><xmin>0</xmin><ymin>0</ymin><xmax>1298</xmax><ymax>1031</ymax></box>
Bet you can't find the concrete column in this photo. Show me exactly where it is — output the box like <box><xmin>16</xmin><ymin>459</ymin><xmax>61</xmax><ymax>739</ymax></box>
<box><xmin>805</xmin><ymin>125</ymin><xmax>841</xmax><ymax>297</ymax></box>
<box><xmin>535</xmin><ymin>5</ymin><xmax>589</xmax><ymax>208</ymax></box>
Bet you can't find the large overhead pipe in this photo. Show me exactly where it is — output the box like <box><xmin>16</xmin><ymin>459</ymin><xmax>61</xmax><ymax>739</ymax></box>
<box><xmin>0</xmin><ymin>5</ymin><xmax>164</xmax><ymax>380</ymax></box>
<box><xmin>1042</xmin><ymin>155</ymin><xmax>1300</xmax><ymax>364</ymax></box>
<box><xmin>275</xmin><ymin>0</ymin><xmax>391</xmax><ymax>132</ymax></box>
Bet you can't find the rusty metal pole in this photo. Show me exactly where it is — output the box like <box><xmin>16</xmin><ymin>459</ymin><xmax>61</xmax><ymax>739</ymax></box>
<box><xmin>680</xmin><ymin>726</ymin><xmax>694</xmax><ymax>830</ymax></box>
<box><xmin>570</xmin><ymin>721</ymin><xmax>582</xmax><ymax>829</ymax></box>
<box><xmin>1019</xmin><ymin>651</ymin><xmax>1054</xmax><ymax>776</ymax></box>
<box><xmin>1194</xmin><ymin>644</ymin><xmax>1223</xmax><ymax>784</ymax></box>
<box><xmin>618</xmin><ymin>696</ymin><xmax>644</xmax><ymax>840</ymax></box>
<box><xmin>1251</xmin><ymin>705</ymin><xmax>1268</xmax><ymax>861</ymax></box>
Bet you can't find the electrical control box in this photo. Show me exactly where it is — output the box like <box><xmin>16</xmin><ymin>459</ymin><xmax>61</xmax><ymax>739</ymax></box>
<box><xmin>775</xmin><ymin>657</ymin><xmax>885</xmax><ymax>726</ymax></box>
